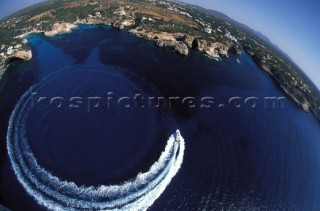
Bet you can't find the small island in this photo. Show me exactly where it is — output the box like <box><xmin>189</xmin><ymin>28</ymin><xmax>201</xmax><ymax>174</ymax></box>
<box><xmin>0</xmin><ymin>0</ymin><xmax>319</xmax><ymax>120</ymax></box>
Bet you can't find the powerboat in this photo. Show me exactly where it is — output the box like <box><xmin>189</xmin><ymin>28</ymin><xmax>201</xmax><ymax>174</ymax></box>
<box><xmin>175</xmin><ymin>130</ymin><xmax>182</xmax><ymax>142</ymax></box>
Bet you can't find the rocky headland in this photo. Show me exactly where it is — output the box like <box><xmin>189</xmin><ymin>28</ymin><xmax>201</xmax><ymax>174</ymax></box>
<box><xmin>0</xmin><ymin>44</ymin><xmax>32</xmax><ymax>80</ymax></box>
<box><xmin>128</xmin><ymin>27</ymin><xmax>236</xmax><ymax>59</ymax></box>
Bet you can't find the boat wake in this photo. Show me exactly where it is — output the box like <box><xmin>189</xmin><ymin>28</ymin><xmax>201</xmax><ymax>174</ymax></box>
<box><xmin>7</xmin><ymin>83</ymin><xmax>185</xmax><ymax>210</ymax></box>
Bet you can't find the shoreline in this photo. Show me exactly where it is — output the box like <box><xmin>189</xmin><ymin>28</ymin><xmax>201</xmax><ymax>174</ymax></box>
<box><xmin>0</xmin><ymin>50</ymin><xmax>32</xmax><ymax>81</ymax></box>
<box><xmin>0</xmin><ymin>21</ymin><xmax>317</xmax><ymax>120</ymax></box>
<box><xmin>0</xmin><ymin>0</ymin><xmax>319</xmax><ymax>121</ymax></box>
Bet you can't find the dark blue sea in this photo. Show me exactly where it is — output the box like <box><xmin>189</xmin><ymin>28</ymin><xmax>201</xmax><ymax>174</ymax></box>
<box><xmin>0</xmin><ymin>24</ymin><xmax>320</xmax><ymax>210</ymax></box>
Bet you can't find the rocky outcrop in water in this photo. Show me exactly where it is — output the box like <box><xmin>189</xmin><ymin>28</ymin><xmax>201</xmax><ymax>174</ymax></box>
<box><xmin>190</xmin><ymin>38</ymin><xmax>230</xmax><ymax>59</ymax></box>
<box><xmin>182</xmin><ymin>35</ymin><xmax>195</xmax><ymax>49</ymax></box>
<box><xmin>192</xmin><ymin>39</ymin><xmax>207</xmax><ymax>52</ymax></box>
<box><xmin>155</xmin><ymin>40</ymin><xmax>189</xmax><ymax>55</ymax></box>
<box><xmin>205</xmin><ymin>42</ymin><xmax>229</xmax><ymax>58</ymax></box>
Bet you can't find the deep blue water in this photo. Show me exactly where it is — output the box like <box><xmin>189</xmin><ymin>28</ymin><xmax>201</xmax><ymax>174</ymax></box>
<box><xmin>0</xmin><ymin>24</ymin><xmax>320</xmax><ymax>210</ymax></box>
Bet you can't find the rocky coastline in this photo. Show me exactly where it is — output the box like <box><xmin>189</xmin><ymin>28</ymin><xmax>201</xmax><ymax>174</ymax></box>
<box><xmin>0</xmin><ymin>0</ymin><xmax>319</xmax><ymax>121</ymax></box>
<box><xmin>249</xmin><ymin>52</ymin><xmax>320</xmax><ymax>120</ymax></box>
<box><xmin>0</xmin><ymin>12</ymin><xmax>237</xmax><ymax>79</ymax></box>
<box><xmin>128</xmin><ymin>27</ymin><xmax>238</xmax><ymax>59</ymax></box>
<box><xmin>0</xmin><ymin>47</ymin><xmax>32</xmax><ymax>80</ymax></box>
<box><xmin>0</xmin><ymin>2</ymin><xmax>241</xmax><ymax>80</ymax></box>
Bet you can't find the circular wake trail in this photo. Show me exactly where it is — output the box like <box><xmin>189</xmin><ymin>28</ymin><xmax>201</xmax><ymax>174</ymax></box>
<box><xmin>7</xmin><ymin>83</ymin><xmax>185</xmax><ymax>210</ymax></box>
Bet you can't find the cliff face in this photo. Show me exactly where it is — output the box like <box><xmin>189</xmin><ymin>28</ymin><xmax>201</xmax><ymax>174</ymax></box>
<box><xmin>193</xmin><ymin>39</ymin><xmax>230</xmax><ymax>59</ymax></box>
<box><xmin>155</xmin><ymin>39</ymin><xmax>189</xmax><ymax>55</ymax></box>
<box><xmin>129</xmin><ymin>28</ymin><xmax>234</xmax><ymax>58</ymax></box>
<box><xmin>0</xmin><ymin>49</ymin><xmax>32</xmax><ymax>80</ymax></box>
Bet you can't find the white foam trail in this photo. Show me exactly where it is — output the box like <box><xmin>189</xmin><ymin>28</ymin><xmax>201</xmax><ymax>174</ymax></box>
<box><xmin>7</xmin><ymin>84</ymin><xmax>185</xmax><ymax>210</ymax></box>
